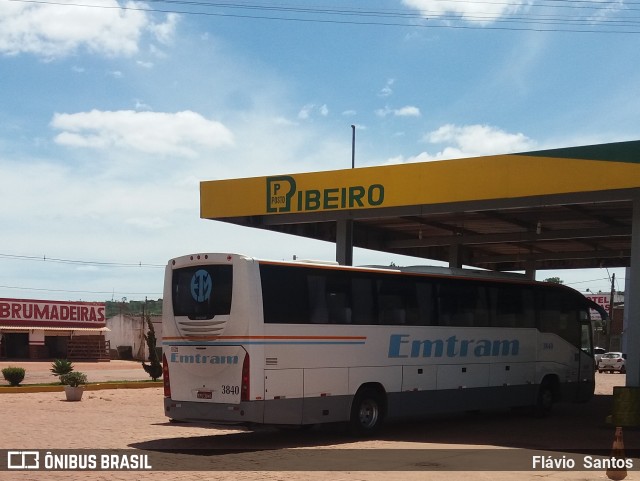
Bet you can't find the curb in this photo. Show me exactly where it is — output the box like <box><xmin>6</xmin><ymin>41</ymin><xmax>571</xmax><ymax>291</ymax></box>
<box><xmin>0</xmin><ymin>381</ymin><xmax>163</xmax><ymax>394</ymax></box>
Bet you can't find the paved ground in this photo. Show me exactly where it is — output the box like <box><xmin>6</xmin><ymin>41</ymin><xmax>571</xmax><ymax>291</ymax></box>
<box><xmin>0</xmin><ymin>364</ymin><xmax>637</xmax><ymax>481</ymax></box>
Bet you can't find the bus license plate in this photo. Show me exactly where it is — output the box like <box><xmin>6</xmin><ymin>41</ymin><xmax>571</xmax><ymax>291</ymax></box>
<box><xmin>197</xmin><ymin>391</ymin><xmax>212</xmax><ymax>399</ymax></box>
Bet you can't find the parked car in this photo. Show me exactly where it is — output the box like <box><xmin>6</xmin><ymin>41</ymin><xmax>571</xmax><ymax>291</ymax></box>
<box><xmin>593</xmin><ymin>346</ymin><xmax>606</xmax><ymax>368</ymax></box>
<box><xmin>598</xmin><ymin>352</ymin><xmax>627</xmax><ymax>373</ymax></box>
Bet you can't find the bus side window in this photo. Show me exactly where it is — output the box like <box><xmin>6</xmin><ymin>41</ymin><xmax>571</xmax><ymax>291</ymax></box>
<box><xmin>522</xmin><ymin>289</ymin><xmax>536</xmax><ymax>327</ymax></box>
<box><xmin>377</xmin><ymin>277</ymin><xmax>419</xmax><ymax>325</ymax></box>
<box><xmin>473</xmin><ymin>285</ymin><xmax>490</xmax><ymax>327</ymax></box>
<box><xmin>537</xmin><ymin>288</ymin><xmax>581</xmax><ymax>348</ymax></box>
<box><xmin>491</xmin><ymin>285</ymin><xmax>535</xmax><ymax>328</ymax></box>
<box><xmin>325</xmin><ymin>273</ymin><xmax>352</xmax><ymax>324</ymax></box>
<box><xmin>307</xmin><ymin>275</ymin><xmax>328</xmax><ymax>324</ymax></box>
<box><xmin>327</xmin><ymin>292</ymin><xmax>351</xmax><ymax>324</ymax></box>
<box><xmin>378</xmin><ymin>280</ymin><xmax>404</xmax><ymax>325</ymax></box>
<box><xmin>416</xmin><ymin>282</ymin><xmax>436</xmax><ymax>326</ymax></box>
<box><xmin>438</xmin><ymin>281</ymin><xmax>489</xmax><ymax>327</ymax></box>
<box><xmin>437</xmin><ymin>281</ymin><xmax>459</xmax><ymax>326</ymax></box>
<box><xmin>538</xmin><ymin>290</ymin><xmax>558</xmax><ymax>333</ymax></box>
<box><xmin>351</xmin><ymin>277</ymin><xmax>375</xmax><ymax>325</ymax></box>
<box><xmin>261</xmin><ymin>264</ymin><xmax>309</xmax><ymax>324</ymax></box>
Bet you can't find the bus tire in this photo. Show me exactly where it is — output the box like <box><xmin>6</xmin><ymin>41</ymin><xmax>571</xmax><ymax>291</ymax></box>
<box><xmin>534</xmin><ymin>379</ymin><xmax>555</xmax><ymax>417</ymax></box>
<box><xmin>349</xmin><ymin>387</ymin><xmax>385</xmax><ymax>436</ymax></box>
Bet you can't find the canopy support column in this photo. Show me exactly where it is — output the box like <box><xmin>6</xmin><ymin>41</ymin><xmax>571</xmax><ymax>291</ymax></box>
<box><xmin>336</xmin><ymin>219</ymin><xmax>353</xmax><ymax>266</ymax></box>
<box><xmin>625</xmin><ymin>197</ymin><xmax>640</xmax><ymax>386</ymax></box>
<box><xmin>449</xmin><ymin>244</ymin><xmax>462</xmax><ymax>268</ymax></box>
<box><xmin>525</xmin><ymin>261</ymin><xmax>536</xmax><ymax>281</ymax></box>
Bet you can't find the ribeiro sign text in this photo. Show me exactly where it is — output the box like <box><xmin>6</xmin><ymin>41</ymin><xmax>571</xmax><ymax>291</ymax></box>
<box><xmin>267</xmin><ymin>175</ymin><xmax>385</xmax><ymax>213</ymax></box>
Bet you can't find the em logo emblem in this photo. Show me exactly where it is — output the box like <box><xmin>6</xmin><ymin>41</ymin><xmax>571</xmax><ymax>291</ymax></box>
<box><xmin>190</xmin><ymin>269</ymin><xmax>212</xmax><ymax>303</ymax></box>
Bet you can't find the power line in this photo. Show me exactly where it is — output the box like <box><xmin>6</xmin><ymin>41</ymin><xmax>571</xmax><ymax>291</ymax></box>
<box><xmin>0</xmin><ymin>253</ymin><xmax>164</xmax><ymax>298</ymax></box>
<box><xmin>0</xmin><ymin>253</ymin><xmax>164</xmax><ymax>269</ymax></box>
<box><xmin>565</xmin><ymin>276</ymin><xmax>612</xmax><ymax>285</ymax></box>
<box><xmin>0</xmin><ymin>253</ymin><xmax>165</xmax><ymax>297</ymax></box>
<box><xmin>5</xmin><ymin>0</ymin><xmax>640</xmax><ymax>33</ymax></box>
<box><xmin>0</xmin><ymin>284</ymin><xmax>162</xmax><ymax>296</ymax></box>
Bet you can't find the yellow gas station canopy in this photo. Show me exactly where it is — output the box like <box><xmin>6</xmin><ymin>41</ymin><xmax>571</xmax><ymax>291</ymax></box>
<box><xmin>201</xmin><ymin>140</ymin><xmax>640</xmax><ymax>271</ymax></box>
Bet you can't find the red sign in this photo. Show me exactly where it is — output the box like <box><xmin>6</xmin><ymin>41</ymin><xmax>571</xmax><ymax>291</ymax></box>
<box><xmin>0</xmin><ymin>298</ymin><xmax>106</xmax><ymax>328</ymax></box>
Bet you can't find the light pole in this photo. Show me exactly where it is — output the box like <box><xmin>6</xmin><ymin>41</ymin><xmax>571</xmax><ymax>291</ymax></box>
<box><xmin>351</xmin><ymin>124</ymin><xmax>356</xmax><ymax>169</ymax></box>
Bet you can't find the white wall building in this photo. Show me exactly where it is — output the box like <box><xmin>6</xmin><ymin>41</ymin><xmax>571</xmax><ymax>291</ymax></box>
<box><xmin>105</xmin><ymin>314</ymin><xmax>162</xmax><ymax>361</ymax></box>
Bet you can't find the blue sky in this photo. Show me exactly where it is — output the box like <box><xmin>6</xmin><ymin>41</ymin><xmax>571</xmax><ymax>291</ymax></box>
<box><xmin>1</xmin><ymin>0</ymin><xmax>637</xmax><ymax>301</ymax></box>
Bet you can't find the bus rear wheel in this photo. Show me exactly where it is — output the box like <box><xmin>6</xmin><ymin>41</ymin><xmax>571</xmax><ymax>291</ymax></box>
<box><xmin>349</xmin><ymin>387</ymin><xmax>385</xmax><ymax>436</ymax></box>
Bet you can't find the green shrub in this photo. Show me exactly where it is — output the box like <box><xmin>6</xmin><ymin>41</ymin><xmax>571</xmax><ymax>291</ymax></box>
<box><xmin>60</xmin><ymin>371</ymin><xmax>88</xmax><ymax>387</ymax></box>
<box><xmin>2</xmin><ymin>367</ymin><xmax>26</xmax><ymax>386</ymax></box>
<box><xmin>50</xmin><ymin>359</ymin><xmax>74</xmax><ymax>377</ymax></box>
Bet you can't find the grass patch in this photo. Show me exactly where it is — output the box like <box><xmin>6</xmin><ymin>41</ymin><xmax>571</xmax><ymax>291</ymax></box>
<box><xmin>1</xmin><ymin>379</ymin><xmax>160</xmax><ymax>388</ymax></box>
<box><xmin>0</xmin><ymin>380</ymin><xmax>162</xmax><ymax>394</ymax></box>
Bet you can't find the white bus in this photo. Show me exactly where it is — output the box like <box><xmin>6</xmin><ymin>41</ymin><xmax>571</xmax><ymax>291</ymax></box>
<box><xmin>162</xmin><ymin>253</ymin><xmax>599</xmax><ymax>434</ymax></box>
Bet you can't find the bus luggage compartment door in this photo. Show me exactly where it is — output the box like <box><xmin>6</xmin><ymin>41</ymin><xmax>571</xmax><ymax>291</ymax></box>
<box><xmin>166</xmin><ymin>345</ymin><xmax>246</xmax><ymax>404</ymax></box>
<box><xmin>264</xmin><ymin>369</ymin><xmax>303</xmax><ymax>424</ymax></box>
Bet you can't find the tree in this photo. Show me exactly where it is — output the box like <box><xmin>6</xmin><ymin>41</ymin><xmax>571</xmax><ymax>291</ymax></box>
<box><xmin>141</xmin><ymin>314</ymin><xmax>163</xmax><ymax>381</ymax></box>
<box><xmin>543</xmin><ymin>277</ymin><xmax>563</xmax><ymax>284</ymax></box>
<box><xmin>50</xmin><ymin>359</ymin><xmax>74</xmax><ymax>381</ymax></box>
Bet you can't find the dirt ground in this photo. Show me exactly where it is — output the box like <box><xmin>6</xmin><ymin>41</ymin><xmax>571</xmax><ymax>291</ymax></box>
<box><xmin>0</xmin><ymin>363</ymin><xmax>637</xmax><ymax>481</ymax></box>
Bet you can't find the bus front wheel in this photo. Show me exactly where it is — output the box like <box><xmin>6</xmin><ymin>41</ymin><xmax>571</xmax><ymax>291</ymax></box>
<box><xmin>349</xmin><ymin>387</ymin><xmax>385</xmax><ymax>436</ymax></box>
<box><xmin>534</xmin><ymin>379</ymin><xmax>555</xmax><ymax>417</ymax></box>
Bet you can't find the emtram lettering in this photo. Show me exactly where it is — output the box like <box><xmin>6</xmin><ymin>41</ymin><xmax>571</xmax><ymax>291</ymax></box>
<box><xmin>388</xmin><ymin>334</ymin><xmax>519</xmax><ymax>359</ymax></box>
<box><xmin>170</xmin><ymin>353</ymin><xmax>239</xmax><ymax>365</ymax></box>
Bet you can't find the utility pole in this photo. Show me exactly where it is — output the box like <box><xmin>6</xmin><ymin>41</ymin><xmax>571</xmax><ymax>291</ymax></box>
<box><xmin>337</xmin><ymin>125</ymin><xmax>356</xmax><ymax>266</ymax></box>
<box><xmin>607</xmin><ymin>273</ymin><xmax>616</xmax><ymax>352</ymax></box>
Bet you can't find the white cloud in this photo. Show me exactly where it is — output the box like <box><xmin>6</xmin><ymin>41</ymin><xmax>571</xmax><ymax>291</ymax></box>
<box><xmin>389</xmin><ymin>124</ymin><xmax>534</xmax><ymax>163</ymax></box>
<box><xmin>298</xmin><ymin>104</ymin><xmax>313</xmax><ymax>120</ymax></box>
<box><xmin>134</xmin><ymin>99</ymin><xmax>152</xmax><ymax>111</ymax></box>
<box><xmin>51</xmin><ymin>110</ymin><xmax>234</xmax><ymax>157</ymax></box>
<box><xmin>426</xmin><ymin>124</ymin><xmax>533</xmax><ymax>155</ymax></box>
<box><xmin>379</xmin><ymin>79</ymin><xmax>395</xmax><ymax>97</ymax></box>
<box><xmin>125</xmin><ymin>216</ymin><xmax>171</xmax><ymax>229</ymax></box>
<box><xmin>0</xmin><ymin>0</ymin><xmax>177</xmax><ymax>58</ymax></box>
<box><xmin>147</xmin><ymin>12</ymin><xmax>179</xmax><ymax>45</ymax></box>
<box><xmin>395</xmin><ymin>106</ymin><xmax>421</xmax><ymax>117</ymax></box>
<box><xmin>402</xmin><ymin>0</ymin><xmax>524</xmax><ymax>24</ymax></box>
<box><xmin>0</xmin><ymin>157</ymin><xmax>196</xmax><ymax>285</ymax></box>
<box><xmin>77</xmin><ymin>265</ymin><xmax>100</xmax><ymax>272</ymax></box>
<box><xmin>384</xmin><ymin>151</ymin><xmax>437</xmax><ymax>165</ymax></box>
<box><xmin>298</xmin><ymin>103</ymin><xmax>329</xmax><ymax>120</ymax></box>
<box><xmin>375</xmin><ymin>105</ymin><xmax>421</xmax><ymax>118</ymax></box>
<box><xmin>273</xmin><ymin>116</ymin><xmax>297</xmax><ymax>126</ymax></box>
